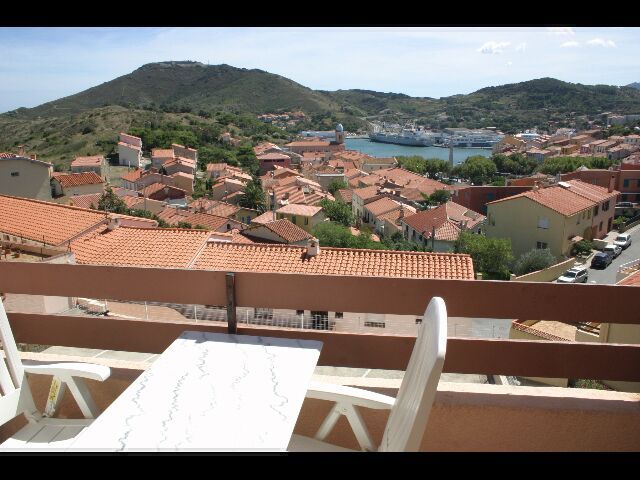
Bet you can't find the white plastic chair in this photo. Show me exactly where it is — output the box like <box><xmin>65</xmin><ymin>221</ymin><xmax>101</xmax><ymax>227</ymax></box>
<box><xmin>289</xmin><ymin>296</ymin><xmax>447</xmax><ymax>452</ymax></box>
<box><xmin>0</xmin><ymin>295</ymin><xmax>110</xmax><ymax>450</ymax></box>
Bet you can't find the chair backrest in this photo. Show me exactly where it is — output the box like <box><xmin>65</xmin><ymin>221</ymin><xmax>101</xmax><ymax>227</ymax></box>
<box><xmin>0</xmin><ymin>295</ymin><xmax>38</xmax><ymax>426</ymax></box>
<box><xmin>379</xmin><ymin>296</ymin><xmax>447</xmax><ymax>452</ymax></box>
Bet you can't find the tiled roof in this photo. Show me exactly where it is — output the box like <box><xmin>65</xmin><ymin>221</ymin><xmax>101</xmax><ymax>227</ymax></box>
<box><xmin>258</xmin><ymin>152</ymin><xmax>290</xmax><ymax>160</ymax></box>
<box><xmin>0</xmin><ymin>194</ymin><xmax>108</xmax><ymax>246</ymax></box>
<box><xmin>488</xmin><ymin>185</ymin><xmax>595</xmax><ymax>216</ymax></box>
<box><xmin>618</xmin><ymin>270</ymin><xmax>640</xmax><ymax>286</ymax></box>
<box><xmin>157</xmin><ymin>207</ymin><xmax>236</xmax><ymax>231</ymax></box>
<box><xmin>246</xmin><ymin>219</ymin><xmax>312</xmax><ymax>244</ymax></box>
<box><xmin>337</xmin><ymin>189</ymin><xmax>353</xmax><ymax>203</ymax></box>
<box><xmin>71</xmin><ymin>227</ymin><xmax>211</xmax><ymax>268</ymax></box>
<box><xmin>272</xmin><ymin>184</ymin><xmax>331</xmax><ymax>207</ymax></box>
<box><xmin>363</xmin><ymin>156</ymin><xmax>397</xmax><ymax>165</ymax></box>
<box><xmin>563</xmin><ymin>180</ymin><xmax>619</xmax><ymax>203</ymax></box>
<box><xmin>403</xmin><ymin>205</ymin><xmax>458</xmax><ymax>241</ymax></box>
<box><xmin>68</xmin><ymin>193</ymin><xmax>105</xmax><ymax>210</ymax></box>
<box><xmin>353</xmin><ymin>185</ymin><xmax>383</xmax><ymax>201</ymax></box>
<box><xmin>276</xmin><ymin>204</ymin><xmax>322</xmax><ymax>217</ymax></box>
<box><xmin>121</xmin><ymin>169</ymin><xmax>144</xmax><ymax>182</ymax></box>
<box><xmin>141</xmin><ymin>183</ymin><xmax>186</xmax><ymax>199</ymax></box>
<box><xmin>192</xmin><ymin>243</ymin><xmax>475</xmax><ymax>280</ymax></box>
<box><xmin>441</xmin><ymin>201</ymin><xmax>486</xmax><ymax>230</ymax></box>
<box><xmin>206</xmin><ymin>163</ymin><xmax>229</xmax><ymax>172</ymax></box>
<box><xmin>71</xmin><ymin>156</ymin><xmax>104</xmax><ymax>167</ymax></box>
<box><xmin>188</xmin><ymin>199</ymin><xmax>239</xmax><ymax>218</ymax></box>
<box><xmin>364</xmin><ymin>197</ymin><xmax>402</xmax><ymax>217</ymax></box>
<box><xmin>378</xmin><ymin>206</ymin><xmax>417</xmax><ymax>225</ymax></box>
<box><xmin>251</xmin><ymin>211</ymin><xmax>277</xmax><ymax>224</ymax></box>
<box><xmin>53</xmin><ymin>172</ymin><xmax>104</xmax><ymax>188</ymax></box>
<box><xmin>118</xmin><ymin>141</ymin><xmax>141</xmax><ymax>151</ymax></box>
<box><xmin>152</xmin><ymin>148</ymin><xmax>174</xmax><ymax>158</ymax></box>
<box><xmin>285</xmin><ymin>140</ymin><xmax>331</xmax><ymax>147</ymax></box>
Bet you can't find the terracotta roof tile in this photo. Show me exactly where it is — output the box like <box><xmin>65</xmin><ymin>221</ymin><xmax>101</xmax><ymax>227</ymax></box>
<box><xmin>53</xmin><ymin>172</ymin><xmax>104</xmax><ymax>188</ymax></box>
<box><xmin>276</xmin><ymin>204</ymin><xmax>322</xmax><ymax>217</ymax></box>
<box><xmin>246</xmin><ymin>219</ymin><xmax>312</xmax><ymax>244</ymax></box>
<box><xmin>364</xmin><ymin>197</ymin><xmax>402</xmax><ymax>217</ymax></box>
<box><xmin>152</xmin><ymin>148</ymin><xmax>174</xmax><ymax>158</ymax></box>
<box><xmin>0</xmin><ymin>194</ymin><xmax>108</xmax><ymax>246</ymax></box>
<box><xmin>192</xmin><ymin>243</ymin><xmax>475</xmax><ymax>280</ymax></box>
<box><xmin>121</xmin><ymin>169</ymin><xmax>144</xmax><ymax>182</ymax></box>
<box><xmin>71</xmin><ymin>227</ymin><xmax>211</xmax><ymax>268</ymax></box>
<box><xmin>488</xmin><ymin>185</ymin><xmax>595</xmax><ymax>216</ymax></box>
<box><xmin>401</xmin><ymin>201</ymin><xmax>483</xmax><ymax>241</ymax></box>
<box><xmin>251</xmin><ymin>211</ymin><xmax>277</xmax><ymax>224</ymax></box>
<box><xmin>188</xmin><ymin>199</ymin><xmax>239</xmax><ymax>218</ymax></box>
<box><xmin>71</xmin><ymin>156</ymin><xmax>104</xmax><ymax>167</ymax></box>
<box><xmin>337</xmin><ymin>189</ymin><xmax>353</xmax><ymax>203</ymax></box>
<box><xmin>618</xmin><ymin>270</ymin><xmax>640</xmax><ymax>286</ymax></box>
<box><xmin>564</xmin><ymin>180</ymin><xmax>619</xmax><ymax>203</ymax></box>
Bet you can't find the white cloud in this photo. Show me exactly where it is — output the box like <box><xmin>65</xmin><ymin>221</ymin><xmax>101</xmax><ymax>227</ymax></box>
<box><xmin>547</xmin><ymin>27</ymin><xmax>575</xmax><ymax>35</ymax></box>
<box><xmin>506</xmin><ymin>61</ymin><xmax>513</xmax><ymax>67</ymax></box>
<box><xmin>515</xmin><ymin>42</ymin><xmax>527</xmax><ymax>52</ymax></box>
<box><xmin>477</xmin><ymin>41</ymin><xmax>510</xmax><ymax>54</ymax></box>
<box><xmin>561</xmin><ymin>41</ymin><xmax>580</xmax><ymax>48</ymax></box>
<box><xmin>587</xmin><ymin>38</ymin><xmax>616</xmax><ymax>47</ymax></box>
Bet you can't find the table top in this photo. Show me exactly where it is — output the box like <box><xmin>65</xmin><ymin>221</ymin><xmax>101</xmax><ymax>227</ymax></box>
<box><xmin>68</xmin><ymin>331</ymin><xmax>323</xmax><ymax>451</ymax></box>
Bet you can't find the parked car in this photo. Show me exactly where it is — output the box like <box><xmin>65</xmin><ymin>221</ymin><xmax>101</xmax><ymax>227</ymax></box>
<box><xmin>603</xmin><ymin>244</ymin><xmax>622</xmax><ymax>259</ymax></box>
<box><xmin>614</xmin><ymin>233</ymin><xmax>632</xmax><ymax>250</ymax></box>
<box><xmin>591</xmin><ymin>252</ymin><xmax>613</xmax><ymax>269</ymax></box>
<box><xmin>556</xmin><ymin>267</ymin><xmax>589</xmax><ymax>283</ymax></box>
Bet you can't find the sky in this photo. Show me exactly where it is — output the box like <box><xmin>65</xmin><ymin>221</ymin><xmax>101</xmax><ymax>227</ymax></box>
<box><xmin>0</xmin><ymin>26</ymin><xmax>639</xmax><ymax>113</ymax></box>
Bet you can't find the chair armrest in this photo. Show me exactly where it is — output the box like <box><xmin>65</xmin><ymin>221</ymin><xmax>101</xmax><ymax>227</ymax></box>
<box><xmin>306</xmin><ymin>381</ymin><xmax>395</xmax><ymax>410</ymax></box>
<box><xmin>22</xmin><ymin>362</ymin><xmax>111</xmax><ymax>382</ymax></box>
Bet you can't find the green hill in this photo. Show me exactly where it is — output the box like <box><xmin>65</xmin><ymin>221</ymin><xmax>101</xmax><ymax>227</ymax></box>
<box><xmin>6</xmin><ymin>61</ymin><xmax>340</xmax><ymax>119</ymax></box>
<box><xmin>3</xmin><ymin>63</ymin><xmax>640</xmax><ymax>164</ymax></box>
<box><xmin>627</xmin><ymin>82</ymin><xmax>640</xmax><ymax>90</ymax></box>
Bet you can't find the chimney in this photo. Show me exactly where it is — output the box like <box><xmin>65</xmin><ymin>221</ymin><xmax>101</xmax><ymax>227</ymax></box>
<box><xmin>106</xmin><ymin>217</ymin><xmax>121</xmax><ymax>231</ymax></box>
<box><xmin>609</xmin><ymin>174</ymin><xmax>616</xmax><ymax>193</ymax></box>
<box><xmin>306</xmin><ymin>237</ymin><xmax>320</xmax><ymax>257</ymax></box>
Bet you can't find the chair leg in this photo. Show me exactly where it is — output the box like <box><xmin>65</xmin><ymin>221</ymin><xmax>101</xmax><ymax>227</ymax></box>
<box><xmin>314</xmin><ymin>403</ymin><xmax>342</xmax><ymax>441</ymax></box>
<box><xmin>44</xmin><ymin>376</ymin><xmax>67</xmax><ymax>418</ymax></box>
<box><xmin>343</xmin><ymin>404</ymin><xmax>375</xmax><ymax>451</ymax></box>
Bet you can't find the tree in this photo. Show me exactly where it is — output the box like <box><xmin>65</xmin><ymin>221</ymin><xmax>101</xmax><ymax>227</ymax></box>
<box><xmin>512</xmin><ymin>249</ymin><xmax>556</xmax><ymax>276</ymax></box>
<box><xmin>312</xmin><ymin>222</ymin><xmax>383</xmax><ymax>250</ymax></box>
<box><xmin>454</xmin><ymin>232</ymin><xmax>513</xmax><ymax>280</ymax></box>
<box><xmin>381</xmin><ymin>231</ymin><xmax>431</xmax><ymax>252</ymax></box>
<box><xmin>177</xmin><ymin>221</ymin><xmax>193</xmax><ymax>229</ymax></box>
<box><xmin>327</xmin><ymin>179</ymin><xmax>348</xmax><ymax>195</ymax></box>
<box><xmin>236</xmin><ymin>146</ymin><xmax>260</xmax><ymax>175</ymax></box>
<box><xmin>319</xmin><ymin>199</ymin><xmax>353</xmax><ymax>227</ymax></box>
<box><xmin>422</xmin><ymin>189</ymin><xmax>451</xmax><ymax>206</ymax></box>
<box><xmin>238</xmin><ymin>179</ymin><xmax>266</xmax><ymax>211</ymax></box>
<box><xmin>571</xmin><ymin>239</ymin><xmax>593</xmax><ymax>256</ymax></box>
<box><xmin>97</xmin><ymin>187</ymin><xmax>127</xmax><ymax>214</ymax></box>
<box><xmin>453</xmin><ymin>155</ymin><xmax>497</xmax><ymax>185</ymax></box>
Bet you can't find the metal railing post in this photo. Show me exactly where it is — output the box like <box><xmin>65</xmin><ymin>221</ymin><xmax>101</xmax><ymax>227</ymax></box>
<box><xmin>226</xmin><ymin>272</ymin><xmax>237</xmax><ymax>334</ymax></box>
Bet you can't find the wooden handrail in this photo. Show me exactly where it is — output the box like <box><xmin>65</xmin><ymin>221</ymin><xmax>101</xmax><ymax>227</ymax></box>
<box><xmin>0</xmin><ymin>262</ymin><xmax>639</xmax><ymax>324</ymax></box>
<box><xmin>6</xmin><ymin>313</ymin><xmax>640</xmax><ymax>381</ymax></box>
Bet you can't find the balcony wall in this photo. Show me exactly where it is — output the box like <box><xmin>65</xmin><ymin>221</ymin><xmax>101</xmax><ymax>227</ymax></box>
<box><xmin>1</xmin><ymin>262</ymin><xmax>640</xmax><ymax>450</ymax></box>
<box><xmin>2</xmin><ymin>354</ymin><xmax>638</xmax><ymax>451</ymax></box>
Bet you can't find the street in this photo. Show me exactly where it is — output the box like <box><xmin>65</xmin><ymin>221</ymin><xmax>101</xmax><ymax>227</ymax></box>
<box><xmin>584</xmin><ymin>224</ymin><xmax>640</xmax><ymax>285</ymax></box>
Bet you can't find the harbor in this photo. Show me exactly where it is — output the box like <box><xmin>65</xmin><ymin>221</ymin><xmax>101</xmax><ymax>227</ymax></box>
<box><xmin>344</xmin><ymin>138</ymin><xmax>491</xmax><ymax>165</ymax></box>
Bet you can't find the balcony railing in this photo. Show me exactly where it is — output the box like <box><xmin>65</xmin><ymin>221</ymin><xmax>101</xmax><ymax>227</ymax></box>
<box><xmin>0</xmin><ymin>261</ymin><xmax>639</xmax><ymax>383</ymax></box>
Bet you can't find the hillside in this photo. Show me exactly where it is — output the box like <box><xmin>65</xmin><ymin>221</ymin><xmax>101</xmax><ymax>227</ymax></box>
<box><xmin>627</xmin><ymin>82</ymin><xmax>640</xmax><ymax>90</ymax></box>
<box><xmin>3</xmin><ymin>63</ymin><xmax>640</xmax><ymax>164</ymax></box>
<box><xmin>6</xmin><ymin>62</ymin><xmax>340</xmax><ymax>119</ymax></box>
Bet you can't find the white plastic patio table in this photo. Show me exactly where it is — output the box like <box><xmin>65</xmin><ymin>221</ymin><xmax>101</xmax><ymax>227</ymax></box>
<box><xmin>66</xmin><ymin>331</ymin><xmax>323</xmax><ymax>452</ymax></box>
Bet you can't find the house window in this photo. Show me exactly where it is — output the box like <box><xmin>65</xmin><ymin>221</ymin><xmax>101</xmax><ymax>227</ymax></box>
<box><xmin>335</xmin><ymin>312</ymin><xmax>343</xmax><ymax>319</ymax></box>
<box><xmin>296</xmin><ymin>310</ymin><xmax>304</xmax><ymax>315</ymax></box>
<box><xmin>637</xmin><ymin>179</ymin><xmax>640</xmax><ymax>188</ymax></box>
<box><xmin>310</xmin><ymin>311</ymin><xmax>329</xmax><ymax>330</ymax></box>
<box><xmin>304</xmin><ymin>217</ymin><xmax>309</xmax><ymax>226</ymax></box>
<box><xmin>364</xmin><ymin>321</ymin><xmax>386</xmax><ymax>328</ymax></box>
<box><xmin>2</xmin><ymin>234</ymin><xmax>8</xmax><ymax>241</ymax></box>
<box><xmin>537</xmin><ymin>218</ymin><xmax>549</xmax><ymax>229</ymax></box>
<box><xmin>623</xmin><ymin>179</ymin><xmax>630</xmax><ymax>188</ymax></box>
<box><xmin>599</xmin><ymin>221</ymin><xmax>603</xmax><ymax>232</ymax></box>
<box><xmin>10</xmin><ymin>172</ymin><xmax>19</xmax><ymax>177</ymax></box>
<box><xmin>254</xmin><ymin>308</ymin><xmax>273</xmax><ymax>319</ymax></box>
<box><xmin>292</xmin><ymin>216</ymin><xmax>297</xmax><ymax>224</ymax></box>
<box><xmin>226</xmin><ymin>223</ymin><xmax>231</xmax><ymax>230</ymax></box>
<box><xmin>602</xmin><ymin>201</ymin><xmax>610</xmax><ymax>211</ymax></box>
<box><xmin>594</xmin><ymin>205</ymin><xmax>599</xmax><ymax>216</ymax></box>
<box><xmin>536</xmin><ymin>241</ymin><xmax>548</xmax><ymax>249</ymax></box>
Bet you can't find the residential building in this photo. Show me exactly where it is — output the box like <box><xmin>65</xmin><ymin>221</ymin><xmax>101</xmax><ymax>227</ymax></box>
<box><xmin>257</xmin><ymin>152</ymin><xmax>291</xmax><ymax>175</ymax></box>
<box><xmin>156</xmin><ymin>207</ymin><xmax>244</xmax><ymax>232</ymax></box>
<box><xmin>378</xmin><ymin>205</ymin><xmax>417</xmax><ymax>238</ymax></box>
<box><xmin>120</xmin><ymin>169</ymin><xmax>145</xmax><ymax>191</ymax></box>
<box><xmin>401</xmin><ymin>202</ymin><xmax>485</xmax><ymax>252</ymax></box>
<box><xmin>51</xmin><ymin>172</ymin><xmax>104</xmax><ymax>198</ymax></box>
<box><xmin>284</xmin><ymin>125</ymin><xmax>346</xmax><ymax>156</ymax></box>
<box><xmin>210</xmin><ymin>178</ymin><xmax>246</xmax><ymax>202</ymax></box>
<box><xmin>242</xmin><ymin>219</ymin><xmax>313</xmax><ymax>246</ymax></box>
<box><xmin>0</xmin><ymin>194</ymin><xmax>156</xmax><ymax>255</ymax></box>
<box><xmin>171</xmin><ymin>144</ymin><xmax>198</xmax><ymax>163</ymax></box>
<box><xmin>70</xmin><ymin>156</ymin><xmax>106</xmax><ymax>179</ymax></box>
<box><xmin>486</xmin><ymin>181</ymin><xmax>617</xmax><ymax>259</ymax></box>
<box><xmin>170</xmin><ymin>172</ymin><xmax>194</xmax><ymax>195</ymax></box>
<box><xmin>362</xmin><ymin>197</ymin><xmax>404</xmax><ymax>232</ymax></box>
<box><xmin>0</xmin><ymin>152</ymin><xmax>54</xmax><ymax>201</ymax></box>
<box><xmin>526</xmin><ymin>148</ymin><xmax>553</xmax><ymax>163</ymax></box>
<box><xmin>163</xmin><ymin>158</ymin><xmax>196</xmax><ymax>176</ymax></box>
<box><xmin>452</xmin><ymin>185</ymin><xmax>533</xmax><ymax>215</ymax></box>
<box><xmin>140</xmin><ymin>183</ymin><xmax>187</xmax><ymax>205</ymax></box>
<box><xmin>118</xmin><ymin>133</ymin><xmax>143</xmax><ymax>168</ymax></box>
<box><xmin>623</xmin><ymin>134</ymin><xmax>640</xmax><ymax>146</ymax></box>
<box><xmin>151</xmin><ymin>149</ymin><xmax>175</xmax><ymax>170</ymax></box>
<box><xmin>275</xmin><ymin>204</ymin><xmax>325</xmax><ymax>233</ymax></box>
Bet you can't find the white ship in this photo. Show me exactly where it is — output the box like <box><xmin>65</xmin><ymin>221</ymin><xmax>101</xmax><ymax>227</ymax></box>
<box><xmin>369</xmin><ymin>123</ymin><xmax>443</xmax><ymax>147</ymax></box>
